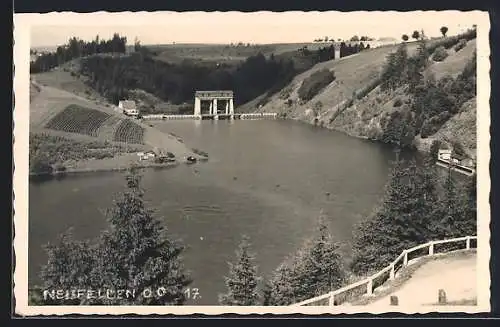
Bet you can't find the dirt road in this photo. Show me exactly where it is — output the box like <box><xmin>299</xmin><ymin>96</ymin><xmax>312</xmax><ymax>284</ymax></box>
<box><xmin>365</xmin><ymin>253</ymin><xmax>477</xmax><ymax>308</ymax></box>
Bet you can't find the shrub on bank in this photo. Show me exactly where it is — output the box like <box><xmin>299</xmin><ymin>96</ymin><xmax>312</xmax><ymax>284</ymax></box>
<box><xmin>54</xmin><ymin>163</ymin><xmax>67</xmax><ymax>172</ymax></box>
<box><xmin>393</xmin><ymin>98</ymin><xmax>403</xmax><ymax>107</ymax></box>
<box><xmin>30</xmin><ymin>155</ymin><xmax>53</xmax><ymax>175</ymax></box>
<box><xmin>432</xmin><ymin>46</ymin><xmax>449</xmax><ymax>62</ymax></box>
<box><xmin>298</xmin><ymin>69</ymin><xmax>336</xmax><ymax>101</ymax></box>
<box><xmin>192</xmin><ymin>148</ymin><xmax>209</xmax><ymax>158</ymax></box>
<box><xmin>454</xmin><ymin>39</ymin><xmax>468</xmax><ymax>52</ymax></box>
<box><xmin>420</xmin><ymin>111</ymin><xmax>452</xmax><ymax>138</ymax></box>
<box><xmin>356</xmin><ymin>77</ymin><xmax>381</xmax><ymax>100</ymax></box>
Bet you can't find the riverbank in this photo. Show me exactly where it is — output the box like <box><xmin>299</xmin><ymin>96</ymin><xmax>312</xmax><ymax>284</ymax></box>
<box><xmin>29</xmin><ymin>152</ymin><xmax>208</xmax><ymax>178</ymax></box>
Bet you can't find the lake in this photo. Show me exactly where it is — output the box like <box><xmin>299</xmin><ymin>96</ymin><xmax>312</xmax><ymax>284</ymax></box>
<box><xmin>29</xmin><ymin>119</ymin><xmax>411</xmax><ymax>305</ymax></box>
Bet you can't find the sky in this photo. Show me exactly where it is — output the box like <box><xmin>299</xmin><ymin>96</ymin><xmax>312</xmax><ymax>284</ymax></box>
<box><xmin>25</xmin><ymin>11</ymin><xmax>482</xmax><ymax>48</ymax></box>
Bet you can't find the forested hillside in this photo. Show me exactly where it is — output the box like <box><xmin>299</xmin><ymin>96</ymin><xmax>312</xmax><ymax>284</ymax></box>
<box><xmin>32</xmin><ymin>33</ymin><xmax>373</xmax><ymax>115</ymax></box>
<box><xmin>256</xmin><ymin>28</ymin><xmax>477</xmax><ymax>160</ymax></box>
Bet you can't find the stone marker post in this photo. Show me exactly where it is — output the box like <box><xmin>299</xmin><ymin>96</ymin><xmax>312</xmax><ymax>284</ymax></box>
<box><xmin>438</xmin><ymin>289</ymin><xmax>447</xmax><ymax>304</ymax></box>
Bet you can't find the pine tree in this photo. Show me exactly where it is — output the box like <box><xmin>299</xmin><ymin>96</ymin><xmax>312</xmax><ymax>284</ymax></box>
<box><xmin>435</xmin><ymin>168</ymin><xmax>476</xmax><ymax>239</ymax></box>
<box><xmin>265</xmin><ymin>217</ymin><xmax>345</xmax><ymax>304</ymax></box>
<box><xmin>264</xmin><ymin>260</ymin><xmax>297</xmax><ymax>305</ymax></box>
<box><xmin>90</xmin><ymin>167</ymin><xmax>192</xmax><ymax>305</ymax></box>
<box><xmin>292</xmin><ymin>217</ymin><xmax>345</xmax><ymax>300</ymax></box>
<box><xmin>412</xmin><ymin>158</ymin><xmax>442</xmax><ymax>239</ymax></box>
<box><xmin>350</xmin><ymin>157</ymin><xmax>439</xmax><ymax>274</ymax></box>
<box><xmin>36</xmin><ymin>167</ymin><xmax>192</xmax><ymax>305</ymax></box>
<box><xmin>219</xmin><ymin>235</ymin><xmax>261</xmax><ymax>305</ymax></box>
<box><xmin>39</xmin><ymin>230</ymin><xmax>95</xmax><ymax>305</ymax></box>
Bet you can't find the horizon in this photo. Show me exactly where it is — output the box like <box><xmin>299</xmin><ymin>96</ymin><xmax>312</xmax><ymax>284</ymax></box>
<box><xmin>22</xmin><ymin>11</ymin><xmax>481</xmax><ymax>49</ymax></box>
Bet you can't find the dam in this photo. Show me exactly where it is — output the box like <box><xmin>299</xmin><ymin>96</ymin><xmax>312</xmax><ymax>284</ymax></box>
<box><xmin>141</xmin><ymin>90</ymin><xmax>277</xmax><ymax>121</ymax></box>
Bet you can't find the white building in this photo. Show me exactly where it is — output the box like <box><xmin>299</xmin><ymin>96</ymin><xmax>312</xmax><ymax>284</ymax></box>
<box><xmin>118</xmin><ymin>100</ymin><xmax>139</xmax><ymax>117</ymax></box>
<box><xmin>438</xmin><ymin>149</ymin><xmax>452</xmax><ymax>161</ymax></box>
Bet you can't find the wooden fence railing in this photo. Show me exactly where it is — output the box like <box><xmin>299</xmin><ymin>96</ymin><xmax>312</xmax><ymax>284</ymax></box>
<box><xmin>290</xmin><ymin>235</ymin><xmax>477</xmax><ymax>306</ymax></box>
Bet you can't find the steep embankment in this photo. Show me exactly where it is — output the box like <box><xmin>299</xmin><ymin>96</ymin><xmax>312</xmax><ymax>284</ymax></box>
<box><xmin>255</xmin><ymin>38</ymin><xmax>477</xmax><ymax>158</ymax></box>
<box><xmin>249</xmin><ymin>43</ymin><xmax>419</xmax><ymax>118</ymax></box>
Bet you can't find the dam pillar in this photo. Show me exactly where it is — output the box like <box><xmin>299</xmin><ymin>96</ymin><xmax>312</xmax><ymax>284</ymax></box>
<box><xmin>229</xmin><ymin>98</ymin><xmax>234</xmax><ymax>119</ymax></box>
<box><xmin>194</xmin><ymin>90</ymin><xmax>234</xmax><ymax>120</ymax></box>
<box><xmin>213</xmin><ymin>98</ymin><xmax>218</xmax><ymax>120</ymax></box>
<box><xmin>194</xmin><ymin>97</ymin><xmax>201</xmax><ymax>117</ymax></box>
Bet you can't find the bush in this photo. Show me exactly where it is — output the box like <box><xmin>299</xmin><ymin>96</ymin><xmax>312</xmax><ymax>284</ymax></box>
<box><xmin>30</xmin><ymin>155</ymin><xmax>53</xmax><ymax>174</ymax></box>
<box><xmin>356</xmin><ymin>77</ymin><xmax>381</xmax><ymax>100</ymax></box>
<box><xmin>432</xmin><ymin>46</ymin><xmax>449</xmax><ymax>62</ymax></box>
<box><xmin>451</xmin><ymin>140</ymin><xmax>466</xmax><ymax>156</ymax></box>
<box><xmin>297</xmin><ymin>69</ymin><xmax>336</xmax><ymax>101</ymax></box>
<box><xmin>192</xmin><ymin>148</ymin><xmax>208</xmax><ymax>158</ymax></box>
<box><xmin>54</xmin><ymin>164</ymin><xmax>67</xmax><ymax>172</ymax></box>
<box><xmin>454</xmin><ymin>39</ymin><xmax>468</xmax><ymax>52</ymax></box>
<box><xmin>393</xmin><ymin>98</ymin><xmax>403</xmax><ymax>107</ymax></box>
<box><xmin>94</xmin><ymin>151</ymin><xmax>114</xmax><ymax>159</ymax></box>
<box><xmin>420</xmin><ymin>111</ymin><xmax>452</xmax><ymax>138</ymax></box>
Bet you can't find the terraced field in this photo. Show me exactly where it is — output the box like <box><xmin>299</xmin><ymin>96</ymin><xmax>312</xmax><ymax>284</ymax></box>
<box><xmin>113</xmin><ymin>119</ymin><xmax>145</xmax><ymax>144</ymax></box>
<box><xmin>45</xmin><ymin>104</ymin><xmax>112</xmax><ymax>137</ymax></box>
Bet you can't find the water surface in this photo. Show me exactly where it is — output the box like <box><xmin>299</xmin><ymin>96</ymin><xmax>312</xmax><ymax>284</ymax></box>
<box><xmin>30</xmin><ymin>120</ymin><xmax>405</xmax><ymax>304</ymax></box>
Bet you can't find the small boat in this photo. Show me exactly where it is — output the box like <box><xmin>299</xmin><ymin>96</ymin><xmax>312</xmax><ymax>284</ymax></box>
<box><xmin>186</xmin><ymin>156</ymin><xmax>197</xmax><ymax>163</ymax></box>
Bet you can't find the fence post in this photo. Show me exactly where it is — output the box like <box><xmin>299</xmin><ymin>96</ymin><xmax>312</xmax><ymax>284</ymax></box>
<box><xmin>366</xmin><ymin>279</ymin><xmax>373</xmax><ymax>295</ymax></box>
<box><xmin>466</xmin><ymin>236</ymin><xmax>471</xmax><ymax>249</ymax></box>
<box><xmin>328</xmin><ymin>292</ymin><xmax>335</xmax><ymax>306</ymax></box>
<box><xmin>428</xmin><ymin>242</ymin><xmax>434</xmax><ymax>256</ymax></box>
<box><xmin>403</xmin><ymin>251</ymin><xmax>408</xmax><ymax>266</ymax></box>
<box><xmin>389</xmin><ymin>264</ymin><xmax>395</xmax><ymax>280</ymax></box>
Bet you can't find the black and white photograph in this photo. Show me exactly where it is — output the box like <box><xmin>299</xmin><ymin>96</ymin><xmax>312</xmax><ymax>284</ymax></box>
<box><xmin>13</xmin><ymin>10</ymin><xmax>490</xmax><ymax>315</ymax></box>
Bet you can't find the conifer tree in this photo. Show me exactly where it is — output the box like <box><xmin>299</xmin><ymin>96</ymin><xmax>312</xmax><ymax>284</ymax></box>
<box><xmin>435</xmin><ymin>168</ymin><xmax>476</xmax><ymax>239</ymax></box>
<box><xmin>39</xmin><ymin>230</ymin><xmax>95</xmax><ymax>305</ymax></box>
<box><xmin>89</xmin><ymin>167</ymin><xmax>192</xmax><ymax>305</ymax></box>
<box><xmin>264</xmin><ymin>261</ymin><xmax>297</xmax><ymax>305</ymax></box>
<box><xmin>351</xmin><ymin>157</ymin><xmax>439</xmax><ymax>274</ymax></box>
<box><xmin>265</xmin><ymin>217</ymin><xmax>345</xmax><ymax>305</ymax></box>
<box><xmin>292</xmin><ymin>217</ymin><xmax>345</xmax><ymax>300</ymax></box>
<box><xmin>463</xmin><ymin>172</ymin><xmax>478</xmax><ymax>236</ymax></box>
<box><xmin>36</xmin><ymin>166</ymin><xmax>192</xmax><ymax>305</ymax></box>
<box><xmin>219</xmin><ymin>235</ymin><xmax>261</xmax><ymax>305</ymax></box>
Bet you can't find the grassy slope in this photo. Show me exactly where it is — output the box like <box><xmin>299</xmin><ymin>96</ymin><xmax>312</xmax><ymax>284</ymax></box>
<box><xmin>248</xmin><ymin>43</ymin><xmax>420</xmax><ymax>118</ymax></box>
<box><xmin>255</xmin><ymin>38</ymin><xmax>477</xmax><ymax>157</ymax></box>
<box><xmin>425</xmin><ymin>39</ymin><xmax>477</xmax><ymax>80</ymax></box>
<box><xmin>415</xmin><ymin>97</ymin><xmax>477</xmax><ymax>160</ymax></box>
<box><xmin>29</xmin><ymin>76</ymin><xmax>197</xmax><ymax>159</ymax></box>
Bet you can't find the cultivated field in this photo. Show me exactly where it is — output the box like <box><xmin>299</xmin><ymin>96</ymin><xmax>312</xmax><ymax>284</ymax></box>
<box><xmin>45</xmin><ymin>104</ymin><xmax>112</xmax><ymax>137</ymax></box>
<box><xmin>113</xmin><ymin>119</ymin><xmax>145</xmax><ymax>144</ymax></box>
<box><xmin>29</xmin><ymin>79</ymin><xmax>197</xmax><ymax>158</ymax></box>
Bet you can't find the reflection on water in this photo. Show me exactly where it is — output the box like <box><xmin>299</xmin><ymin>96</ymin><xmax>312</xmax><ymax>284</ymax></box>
<box><xmin>29</xmin><ymin>120</ymin><xmax>413</xmax><ymax>304</ymax></box>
